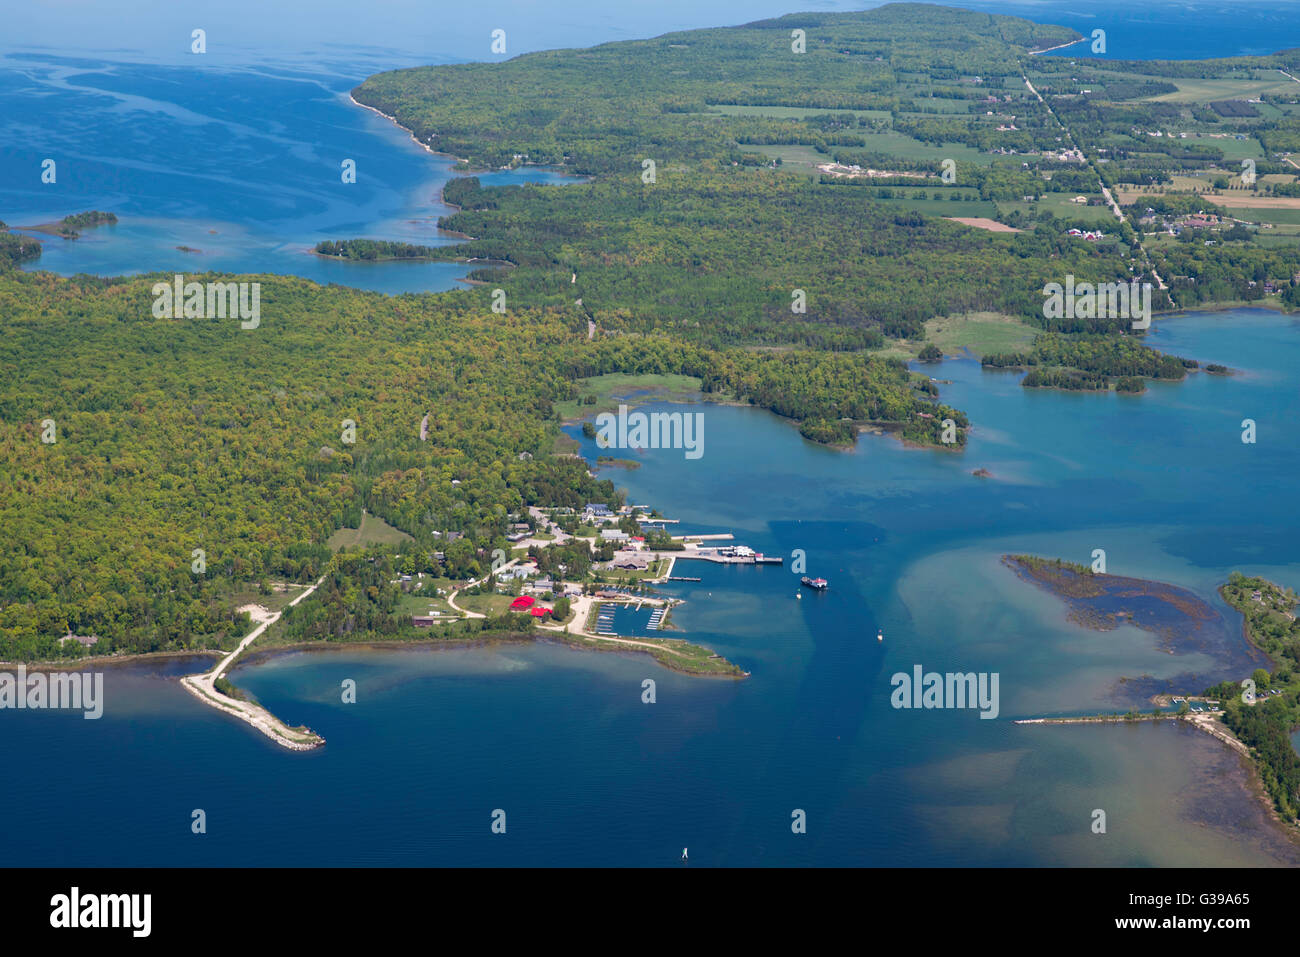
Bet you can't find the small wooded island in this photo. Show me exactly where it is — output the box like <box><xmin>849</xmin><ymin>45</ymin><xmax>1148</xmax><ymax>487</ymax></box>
<box><xmin>27</xmin><ymin>210</ymin><xmax>118</xmax><ymax>239</ymax></box>
<box><xmin>314</xmin><ymin>238</ymin><xmax>440</xmax><ymax>261</ymax></box>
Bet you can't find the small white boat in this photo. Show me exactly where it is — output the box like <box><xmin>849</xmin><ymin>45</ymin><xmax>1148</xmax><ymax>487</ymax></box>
<box><xmin>681</xmin><ymin>847</ymin><xmax>688</xmax><ymax>861</ymax></box>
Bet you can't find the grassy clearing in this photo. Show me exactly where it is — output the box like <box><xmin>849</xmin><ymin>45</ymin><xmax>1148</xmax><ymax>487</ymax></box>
<box><xmin>639</xmin><ymin>636</ymin><xmax>746</xmax><ymax>676</ymax></box>
<box><xmin>852</xmin><ymin>131</ymin><xmax>991</xmax><ymax>165</ymax></box>
<box><xmin>1151</xmin><ymin>76</ymin><xmax>1299</xmax><ymax>103</ymax></box>
<box><xmin>326</xmin><ymin>511</ymin><xmax>413</xmax><ymax>551</ymax></box>
<box><xmin>599</xmin><ymin>558</ymin><xmax>672</xmax><ymax>583</ymax></box>
<box><xmin>751</xmin><ymin>143</ymin><xmax>830</xmax><ymax>172</ymax></box>
<box><xmin>1202</xmin><ymin>135</ymin><xmax>1266</xmax><ymax>161</ymax></box>
<box><xmin>226</xmin><ymin>582</ymin><xmax>309</xmax><ymax>614</ymax></box>
<box><xmin>897</xmin><ymin>96</ymin><xmax>975</xmax><ymax>114</ymax></box>
<box><xmin>997</xmin><ymin>194</ymin><xmax>1115</xmax><ymax>224</ymax></box>
<box><xmin>1231</xmin><ymin>207</ymin><xmax>1300</xmax><ymax>226</ymax></box>
<box><xmin>456</xmin><ymin>592</ymin><xmax>517</xmax><ymax>616</ymax></box>
<box><xmin>922</xmin><ymin>311</ymin><xmax>1038</xmax><ymax>358</ymax></box>
<box><xmin>552</xmin><ymin>432</ymin><xmax>581</xmax><ymax>455</ymax></box>
<box><xmin>396</xmin><ymin>590</ymin><xmax>457</xmax><ymax>618</ymax></box>
<box><xmin>566</xmin><ymin>630</ymin><xmax>745</xmax><ymax>677</ymax></box>
<box><xmin>880</xmin><ymin>195</ymin><xmax>999</xmax><ymax>218</ymax></box>
<box><xmin>554</xmin><ymin>372</ymin><xmax>712</xmax><ymax>420</ymax></box>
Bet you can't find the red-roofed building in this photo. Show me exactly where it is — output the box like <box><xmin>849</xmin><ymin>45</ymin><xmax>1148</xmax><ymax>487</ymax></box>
<box><xmin>529</xmin><ymin>607</ymin><xmax>549</xmax><ymax>618</ymax></box>
<box><xmin>509</xmin><ymin>596</ymin><xmax>535</xmax><ymax>610</ymax></box>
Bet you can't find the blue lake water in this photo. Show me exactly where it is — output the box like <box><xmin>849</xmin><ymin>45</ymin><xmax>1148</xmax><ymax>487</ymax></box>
<box><xmin>0</xmin><ymin>56</ymin><xmax>578</xmax><ymax>293</ymax></box>
<box><xmin>952</xmin><ymin>0</ymin><xmax>1300</xmax><ymax>60</ymax></box>
<box><xmin>7</xmin><ymin>308</ymin><xmax>1300</xmax><ymax>867</ymax></box>
<box><xmin>4</xmin><ymin>2</ymin><xmax>1300</xmax><ymax>866</ymax></box>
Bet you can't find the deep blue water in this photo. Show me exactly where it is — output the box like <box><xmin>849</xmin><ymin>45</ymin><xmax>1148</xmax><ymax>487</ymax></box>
<box><xmin>0</xmin><ymin>56</ymin><xmax>578</xmax><ymax>293</ymax></box>
<box><xmin>953</xmin><ymin>0</ymin><xmax>1300</xmax><ymax>60</ymax></box>
<box><xmin>4</xmin><ymin>2</ymin><xmax>1300</xmax><ymax>867</ymax></box>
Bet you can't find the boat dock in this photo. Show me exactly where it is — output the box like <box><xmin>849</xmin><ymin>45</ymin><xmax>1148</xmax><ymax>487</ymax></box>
<box><xmin>673</xmin><ymin>551</ymin><xmax>781</xmax><ymax>566</ymax></box>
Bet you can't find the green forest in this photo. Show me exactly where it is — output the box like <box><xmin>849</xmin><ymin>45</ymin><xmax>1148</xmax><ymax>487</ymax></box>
<box><xmin>0</xmin><ymin>261</ymin><xmax>957</xmax><ymax>659</ymax></box>
<box><xmin>1205</xmin><ymin>575</ymin><xmax>1300</xmax><ymax>822</ymax></box>
<box><xmin>353</xmin><ymin>3</ymin><xmax>1261</xmax><ymax>385</ymax></box>
<box><xmin>314</xmin><ymin>239</ymin><xmax>440</xmax><ymax>261</ymax></box>
<box><xmin>7</xmin><ymin>2</ymin><xmax>1300</xmax><ymax>660</ymax></box>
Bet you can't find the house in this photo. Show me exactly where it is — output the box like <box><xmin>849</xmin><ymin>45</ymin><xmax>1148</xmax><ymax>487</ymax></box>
<box><xmin>412</xmin><ymin>615</ymin><xmax>440</xmax><ymax>628</ymax></box>
<box><xmin>584</xmin><ymin>503</ymin><xmax>613</xmax><ymax>519</ymax></box>
<box><xmin>58</xmin><ymin>634</ymin><xmax>100</xmax><ymax>649</ymax></box>
<box><xmin>601</xmin><ymin>529</ymin><xmax>629</xmax><ymax>542</ymax></box>
<box><xmin>1071</xmin><ymin>196</ymin><xmax>1088</xmax><ymax>204</ymax></box>
<box><xmin>509</xmin><ymin>595</ymin><xmax>536</xmax><ymax>611</ymax></box>
<box><xmin>528</xmin><ymin>607</ymin><xmax>549</xmax><ymax>618</ymax></box>
<box><xmin>610</xmin><ymin>553</ymin><xmax>650</xmax><ymax>570</ymax></box>
<box><xmin>498</xmin><ymin>565</ymin><xmax>536</xmax><ymax>581</ymax></box>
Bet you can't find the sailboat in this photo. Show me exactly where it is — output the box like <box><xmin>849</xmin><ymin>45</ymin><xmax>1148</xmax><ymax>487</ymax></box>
<box><xmin>681</xmin><ymin>847</ymin><xmax>688</xmax><ymax>862</ymax></box>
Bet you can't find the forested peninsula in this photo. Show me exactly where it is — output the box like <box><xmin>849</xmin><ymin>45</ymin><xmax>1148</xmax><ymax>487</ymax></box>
<box><xmin>353</xmin><ymin>3</ymin><xmax>1300</xmax><ymax>389</ymax></box>
<box><xmin>9</xmin><ymin>2</ymin><xmax>1300</xmax><ymax>669</ymax></box>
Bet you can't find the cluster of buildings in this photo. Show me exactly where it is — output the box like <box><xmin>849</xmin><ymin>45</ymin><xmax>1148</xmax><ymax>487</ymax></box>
<box><xmin>1136</xmin><ymin>207</ymin><xmax>1224</xmax><ymax>237</ymax></box>
<box><xmin>496</xmin><ymin>561</ymin><xmax>582</xmax><ymax>597</ymax></box>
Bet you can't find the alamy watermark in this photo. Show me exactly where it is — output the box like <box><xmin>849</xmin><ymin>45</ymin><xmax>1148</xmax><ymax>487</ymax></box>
<box><xmin>0</xmin><ymin>665</ymin><xmax>103</xmax><ymax>719</ymax></box>
<box><xmin>50</xmin><ymin>887</ymin><xmax>150</xmax><ymax>937</ymax></box>
<box><xmin>890</xmin><ymin>664</ymin><xmax>999</xmax><ymax>719</ymax></box>
<box><xmin>152</xmin><ymin>274</ymin><xmax>260</xmax><ymax>329</ymax></box>
<box><xmin>594</xmin><ymin>404</ymin><xmax>703</xmax><ymax>460</ymax></box>
<box><xmin>1043</xmin><ymin>275</ymin><xmax>1151</xmax><ymax>330</ymax></box>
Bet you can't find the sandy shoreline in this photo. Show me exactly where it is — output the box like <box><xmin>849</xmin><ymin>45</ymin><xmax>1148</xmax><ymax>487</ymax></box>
<box><xmin>1029</xmin><ymin>37</ymin><xmax>1085</xmax><ymax>56</ymax></box>
<box><xmin>348</xmin><ymin>92</ymin><xmax>474</xmax><ymax>167</ymax></box>
<box><xmin>1018</xmin><ymin>710</ymin><xmax>1300</xmax><ymax>846</ymax></box>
